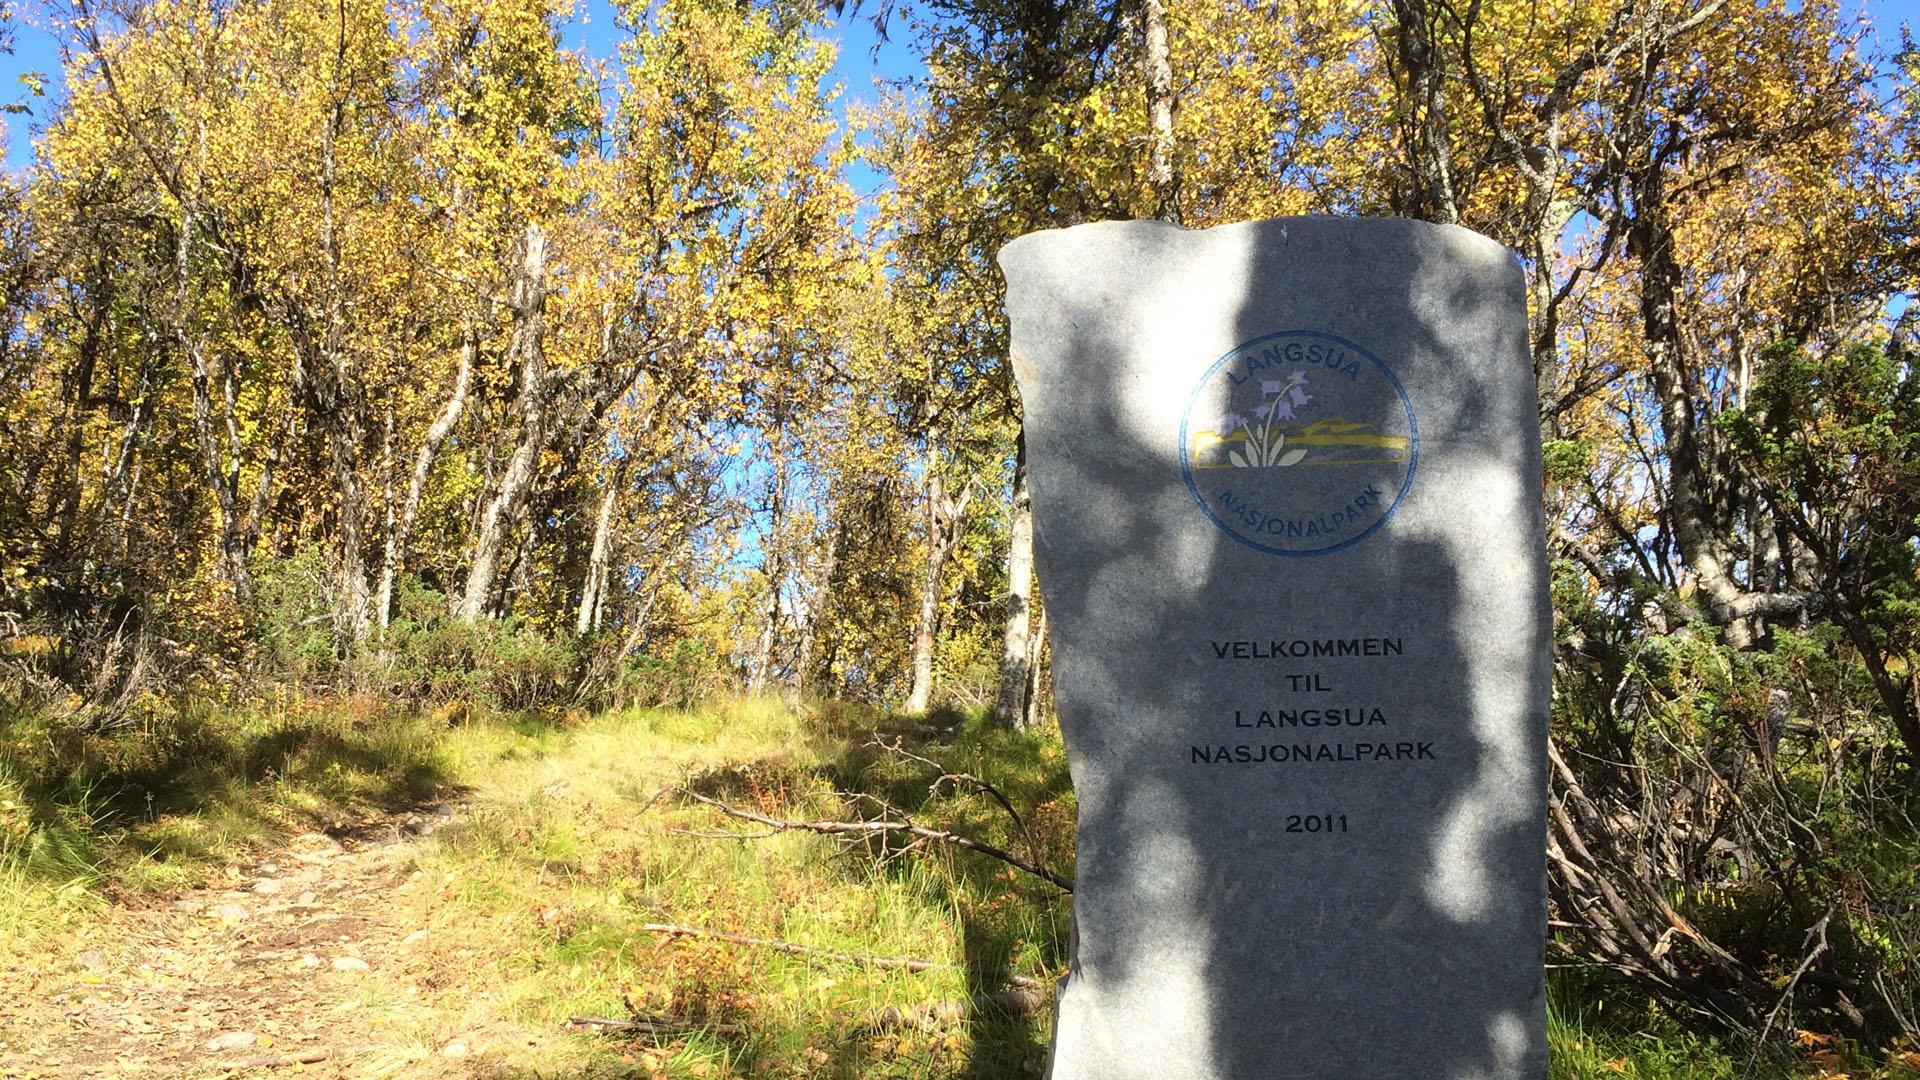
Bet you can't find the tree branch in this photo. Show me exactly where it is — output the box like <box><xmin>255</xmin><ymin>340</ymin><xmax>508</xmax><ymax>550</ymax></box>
<box><xmin>676</xmin><ymin>788</ymin><xmax>1073</xmax><ymax>892</ymax></box>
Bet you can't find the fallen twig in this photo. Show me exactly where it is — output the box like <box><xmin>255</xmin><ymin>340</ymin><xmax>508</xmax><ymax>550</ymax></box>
<box><xmin>677</xmin><ymin>788</ymin><xmax>1073</xmax><ymax>892</ymax></box>
<box><xmin>667</xmin><ymin>826</ymin><xmax>783</xmax><ymax>840</ymax></box>
<box><xmin>873</xmin><ymin>987</ymin><xmax>1053</xmax><ymax>1029</ymax></box>
<box><xmin>870</xmin><ymin>735</ymin><xmax>1046</xmax><ymax>870</ymax></box>
<box><xmin>217</xmin><ymin>1047</ymin><xmax>334</xmax><ymax>1070</ymax></box>
<box><xmin>640</xmin><ymin>922</ymin><xmax>1051</xmax><ymax>991</ymax></box>
<box><xmin>567</xmin><ymin>1014</ymin><xmax>743</xmax><ymax>1036</ymax></box>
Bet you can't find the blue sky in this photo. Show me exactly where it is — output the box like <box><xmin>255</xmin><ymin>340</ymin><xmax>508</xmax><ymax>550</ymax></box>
<box><xmin>1874</xmin><ymin>0</ymin><xmax>1920</xmax><ymax>40</ymax></box>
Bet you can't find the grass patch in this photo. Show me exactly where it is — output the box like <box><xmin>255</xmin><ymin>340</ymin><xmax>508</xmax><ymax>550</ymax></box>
<box><xmin>0</xmin><ymin>689</ymin><xmax>453</xmax><ymax>962</ymax></box>
<box><xmin>6</xmin><ymin>690</ymin><xmax>1909</xmax><ymax>1077</ymax></box>
<box><xmin>400</xmin><ymin>700</ymin><xmax>1065</xmax><ymax>1078</ymax></box>
<box><xmin>1542</xmin><ymin>973</ymin><xmax>1920</xmax><ymax>1079</ymax></box>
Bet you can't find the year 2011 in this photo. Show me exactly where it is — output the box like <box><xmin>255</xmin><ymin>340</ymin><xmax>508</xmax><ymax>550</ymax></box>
<box><xmin>1285</xmin><ymin>813</ymin><xmax>1348</xmax><ymax>833</ymax></box>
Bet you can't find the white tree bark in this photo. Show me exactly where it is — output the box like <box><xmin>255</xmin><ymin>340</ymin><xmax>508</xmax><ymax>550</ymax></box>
<box><xmin>379</xmin><ymin>329</ymin><xmax>473</xmax><ymax>634</ymax></box>
<box><xmin>905</xmin><ymin>438</ymin><xmax>970</xmax><ymax>713</ymax></box>
<box><xmin>456</xmin><ymin>224</ymin><xmax>549</xmax><ymax>622</ymax></box>
<box><xmin>994</xmin><ymin>432</ymin><xmax>1035</xmax><ymax>728</ymax></box>
<box><xmin>576</xmin><ymin>457</ymin><xmax>626</xmax><ymax>636</ymax></box>
<box><xmin>1144</xmin><ymin>0</ymin><xmax>1179</xmax><ymax>223</ymax></box>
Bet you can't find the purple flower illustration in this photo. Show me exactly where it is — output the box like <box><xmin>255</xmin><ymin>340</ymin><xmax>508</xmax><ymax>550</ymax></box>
<box><xmin>1227</xmin><ymin>369</ymin><xmax>1314</xmax><ymax>469</ymax></box>
<box><xmin>1212</xmin><ymin>412</ymin><xmax>1245</xmax><ymax>435</ymax></box>
<box><xmin>1221</xmin><ymin>367</ymin><xmax>1313</xmax><ymax>465</ymax></box>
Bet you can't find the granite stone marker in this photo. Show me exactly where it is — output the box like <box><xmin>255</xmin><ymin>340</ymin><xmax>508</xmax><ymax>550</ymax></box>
<box><xmin>998</xmin><ymin>217</ymin><xmax>1550</xmax><ymax>1080</ymax></box>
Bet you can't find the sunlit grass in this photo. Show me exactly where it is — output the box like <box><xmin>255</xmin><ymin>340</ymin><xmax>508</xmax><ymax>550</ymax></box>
<box><xmin>394</xmin><ymin>699</ymin><xmax>1065</xmax><ymax>1077</ymax></box>
<box><xmin>4</xmin><ymin>692</ymin><xmax>1904</xmax><ymax>1077</ymax></box>
<box><xmin>0</xmin><ymin>692</ymin><xmax>454</xmax><ymax>964</ymax></box>
<box><xmin>1547</xmin><ymin>1003</ymin><xmax>1786</xmax><ymax>1079</ymax></box>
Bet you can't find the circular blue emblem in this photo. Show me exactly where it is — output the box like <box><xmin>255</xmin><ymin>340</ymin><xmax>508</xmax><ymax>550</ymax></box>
<box><xmin>1178</xmin><ymin>330</ymin><xmax>1418</xmax><ymax>557</ymax></box>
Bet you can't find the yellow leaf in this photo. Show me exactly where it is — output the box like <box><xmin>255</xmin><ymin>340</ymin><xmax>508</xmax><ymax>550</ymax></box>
<box><xmin>1796</xmin><ymin>1029</ymin><xmax>1835</xmax><ymax>1047</ymax></box>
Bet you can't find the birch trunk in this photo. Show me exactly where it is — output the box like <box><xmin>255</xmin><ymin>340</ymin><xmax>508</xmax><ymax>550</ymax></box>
<box><xmin>1528</xmin><ymin>200</ymin><xmax>1574</xmax><ymax>441</ymax></box>
<box><xmin>747</xmin><ymin>421</ymin><xmax>788</xmax><ymax>695</ymax></box>
<box><xmin>175</xmin><ymin>202</ymin><xmax>253</xmax><ymax>601</ymax></box>
<box><xmin>576</xmin><ymin>456</ymin><xmax>627</xmax><ymax>636</ymax></box>
<box><xmin>101</xmin><ymin>353</ymin><xmax>154</xmax><ymax>549</ymax></box>
<box><xmin>315</xmin><ymin>107</ymin><xmax>372</xmax><ymax>643</ymax></box>
<box><xmin>184</xmin><ymin>333</ymin><xmax>253</xmax><ymax>601</ymax></box>
<box><xmin>457</xmin><ymin>224</ymin><xmax>550</xmax><ymax>622</ymax></box>
<box><xmin>377</xmin><ymin>409</ymin><xmax>395</xmax><ymax>628</ymax></box>
<box><xmin>1144</xmin><ymin>0</ymin><xmax>1179</xmax><ymax>223</ymax></box>
<box><xmin>1627</xmin><ymin>135</ymin><xmax>1750</xmax><ymax>647</ymax></box>
<box><xmin>1390</xmin><ymin>0</ymin><xmax>1458</xmax><ymax>224</ymax></box>
<box><xmin>380</xmin><ymin>331</ymin><xmax>474</xmax><ymax>633</ymax></box>
<box><xmin>906</xmin><ymin>439</ymin><xmax>969</xmax><ymax>713</ymax></box>
<box><xmin>1023</xmin><ymin>601</ymin><xmax>1048</xmax><ymax>730</ymax></box>
<box><xmin>994</xmin><ymin>431</ymin><xmax>1035</xmax><ymax>728</ymax></box>
<box><xmin>792</xmin><ymin>544</ymin><xmax>835</xmax><ymax>700</ymax></box>
<box><xmin>325</xmin><ymin>414</ymin><xmax>372</xmax><ymax>642</ymax></box>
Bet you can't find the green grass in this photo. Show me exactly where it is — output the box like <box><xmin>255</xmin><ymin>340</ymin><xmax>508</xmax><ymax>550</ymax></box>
<box><xmin>400</xmin><ymin>698</ymin><xmax>1067</xmax><ymax>1078</ymax></box>
<box><xmin>0</xmin><ymin>688</ymin><xmax>453</xmax><ymax>960</ymax></box>
<box><xmin>4</xmin><ymin>690</ymin><xmax>1911</xmax><ymax>1077</ymax></box>
<box><xmin>1548</xmin><ymin>1001</ymin><xmax>1782</xmax><ymax>1079</ymax></box>
<box><xmin>1544</xmin><ymin>987</ymin><xmax>1920</xmax><ymax>1079</ymax></box>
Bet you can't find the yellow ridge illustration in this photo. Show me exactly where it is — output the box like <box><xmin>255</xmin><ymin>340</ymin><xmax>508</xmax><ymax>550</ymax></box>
<box><xmin>1190</xmin><ymin>417</ymin><xmax>1409</xmax><ymax>468</ymax></box>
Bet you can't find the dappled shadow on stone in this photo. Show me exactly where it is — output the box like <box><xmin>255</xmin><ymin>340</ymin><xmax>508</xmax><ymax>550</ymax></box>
<box><xmin>1001</xmin><ymin>218</ymin><xmax>1548</xmax><ymax>1079</ymax></box>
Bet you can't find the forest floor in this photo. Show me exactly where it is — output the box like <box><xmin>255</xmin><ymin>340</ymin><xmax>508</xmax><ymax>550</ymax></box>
<box><xmin>0</xmin><ymin>798</ymin><xmax>528</xmax><ymax>1077</ymax></box>
<box><xmin>0</xmin><ymin>699</ymin><xmax>1892</xmax><ymax>1079</ymax></box>
<box><xmin>0</xmin><ymin>700</ymin><xmax>1067</xmax><ymax>1078</ymax></box>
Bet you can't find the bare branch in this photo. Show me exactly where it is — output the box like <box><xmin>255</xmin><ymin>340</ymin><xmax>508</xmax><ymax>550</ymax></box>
<box><xmin>566</xmin><ymin>1014</ymin><xmax>744</xmax><ymax>1036</ymax></box>
<box><xmin>1757</xmin><ymin>911</ymin><xmax>1832</xmax><ymax>1047</ymax></box>
<box><xmin>870</xmin><ymin>735</ymin><xmax>1044</xmax><ymax>868</ymax></box>
<box><xmin>676</xmin><ymin>787</ymin><xmax>1073</xmax><ymax>892</ymax></box>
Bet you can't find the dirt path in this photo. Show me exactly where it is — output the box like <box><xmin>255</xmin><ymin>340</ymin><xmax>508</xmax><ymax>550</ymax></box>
<box><xmin>0</xmin><ymin>801</ymin><xmax>534</xmax><ymax>1078</ymax></box>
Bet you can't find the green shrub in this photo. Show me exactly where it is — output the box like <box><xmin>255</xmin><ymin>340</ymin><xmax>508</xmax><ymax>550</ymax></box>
<box><xmin>245</xmin><ymin>547</ymin><xmax>338</xmax><ymax>679</ymax></box>
<box><xmin>383</xmin><ymin>602</ymin><xmax>577</xmax><ymax>712</ymax></box>
<box><xmin>605</xmin><ymin>636</ymin><xmax>727</xmax><ymax>710</ymax></box>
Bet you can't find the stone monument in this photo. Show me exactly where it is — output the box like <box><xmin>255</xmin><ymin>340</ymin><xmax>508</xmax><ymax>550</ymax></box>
<box><xmin>998</xmin><ymin>217</ymin><xmax>1550</xmax><ymax>1080</ymax></box>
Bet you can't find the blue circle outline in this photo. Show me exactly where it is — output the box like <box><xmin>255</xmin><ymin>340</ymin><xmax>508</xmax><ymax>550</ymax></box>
<box><xmin>1178</xmin><ymin>330</ymin><xmax>1420</xmax><ymax>558</ymax></box>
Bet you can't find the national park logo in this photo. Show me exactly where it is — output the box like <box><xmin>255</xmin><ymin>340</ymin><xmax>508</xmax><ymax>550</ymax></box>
<box><xmin>1178</xmin><ymin>330</ymin><xmax>1418</xmax><ymax>557</ymax></box>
